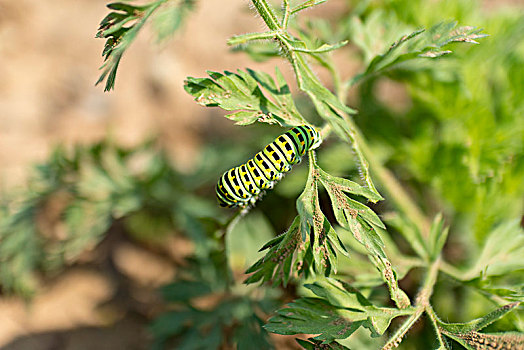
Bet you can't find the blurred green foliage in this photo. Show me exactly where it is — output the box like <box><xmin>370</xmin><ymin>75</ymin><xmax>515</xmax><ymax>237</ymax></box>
<box><xmin>96</xmin><ymin>0</ymin><xmax>194</xmax><ymax>91</ymax></box>
<box><xmin>353</xmin><ymin>0</ymin><xmax>524</xmax><ymax>240</ymax></box>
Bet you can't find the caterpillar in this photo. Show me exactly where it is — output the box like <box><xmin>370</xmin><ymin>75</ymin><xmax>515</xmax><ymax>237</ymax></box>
<box><xmin>216</xmin><ymin>125</ymin><xmax>322</xmax><ymax>208</ymax></box>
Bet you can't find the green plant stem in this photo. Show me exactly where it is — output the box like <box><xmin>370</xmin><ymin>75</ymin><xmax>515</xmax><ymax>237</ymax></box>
<box><xmin>251</xmin><ymin>0</ymin><xmax>281</xmax><ymax>31</ymax></box>
<box><xmin>426</xmin><ymin>304</ymin><xmax>450</xmax><ymax>349</ymax></box>
<box><xmin>383</xmin><ymin>256</ymin><xmax>441</xmax><ymax>349</ymax></box>
<box><xmin>282</xmin><ymin>0</ymin><xmax>291</xmax><ymax>29</ymax></box>
<box><xmin>219</xmin><ymin>209</ymin><xmax>244</xmax><ymax>288</ymax></box>
<box><xmin>222</xmin><ymin>208</ymin><xmax>244</xmax><ymax>233</ymax></box>
<box><xmin>319</xmin><ymin>123</ymin><xmax>332</xmax><ymax>140</ymax></box>
<box><xmin>219</xmin><ymin>209</ymin><xmax>244</xmax><ymax>256</ymax></box>
<box><xmin>383</xmin><ymin>310</ymin><xmax>423</xmax><ymax>350</ymax></box>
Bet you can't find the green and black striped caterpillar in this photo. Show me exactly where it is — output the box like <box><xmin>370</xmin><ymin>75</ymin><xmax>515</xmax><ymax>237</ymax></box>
<box><xmin>216</xmin><ymin>125</ymin><xmax>322</xmax><ymax>208</ymax></box>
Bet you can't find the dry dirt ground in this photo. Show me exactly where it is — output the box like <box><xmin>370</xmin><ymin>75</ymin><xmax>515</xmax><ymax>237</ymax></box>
<box><xmin>0</xmin><ymin>0</ymin><xmax>520</xmax><ymax>349</ymax></box>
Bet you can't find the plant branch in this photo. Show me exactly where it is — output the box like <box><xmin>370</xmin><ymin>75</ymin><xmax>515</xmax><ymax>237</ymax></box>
<box><xmin>221</xmin><ymin>209</ymin><xmax>244</xmax><ymax>234</ymax></box>
<box><xmin>282</xmin><ymin>0</ymin><xmax>291</xmax><ymax>29</ymax></box>
<box><xmin>426</xmin><ymin>304</ymin><xmax>450</xmax><ymax>349</ymax></box>
<box><xmin>217</xmin><ymin>209</ymin><xmax>244</xmax><ymax>288</ymax></box>
<box><xmin>251</xmin><ymin>0</ymin><xmax>282</xmax><ymax>31</ymax></box>
<box><xmin>248</xmin><ymin>0</ymin><xmax>432</xmax><ymax>312</ymax></box>
<box><xmin>383</xmin><ymin>310</ymin><xmax>424</xmax><ymax>350</ymax></box>
<box><xmin>383</xmin><ymin>256</ymin><xmax>441</xmax><ymax>349</ymax></box>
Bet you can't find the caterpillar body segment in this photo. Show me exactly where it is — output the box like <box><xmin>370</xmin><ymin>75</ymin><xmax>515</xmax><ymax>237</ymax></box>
<box><xmin>274</xmin><ymin>134</ymin><xmax>301</xmax><ymax>164</ymax></box>
<box><xmin>246</xmin><ymin>159</ymin><xmax>273</xmax><ymax>190</ymax></box>
<box><xmin>238</xmin><ymin>164</ymin><xmax>260</xmax><ymax>196</ymax></box>
<box><xmin>216</xmin><ymin>125</ymin><xmax>322</xmax><ymax>208</ymax></box>
<box><xmin>253</xmin><ymin>151</ymin><xmax>281</xmax><ymax>181</ymax></box>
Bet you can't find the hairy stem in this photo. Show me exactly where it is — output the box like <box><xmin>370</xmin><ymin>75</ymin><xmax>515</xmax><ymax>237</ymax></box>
<box><xmin>417</xmin><ymin>256</ymin><xmax>441</xmax><ymax>308</ymax></box>
<box><xmin>282</xmin><ymin>0</ymin><xmax>291</xmax><ymax>29</ymax></box>
<box><xmin>251</xmin><ymin>0</ymin><xmax>282</xmax><ymax>31</ymax></box>
<box><xmin>319</xmin><ymin>123</ymin><xmax>332</xmax><ymax>140</ymax></box>
<box><xmin>383</xmin><ymin>310</ymin><xmax>424</xmax><ymax>350</ymax></box>
<box><xmin>426</xmin><ymin>304</ymin><xmax>450</xmax><ymax>349</ymax></box>
<box><xmin>383</xmin><ymin>256</ymin><xmax>441</xmax><ymax>349</ymax></box>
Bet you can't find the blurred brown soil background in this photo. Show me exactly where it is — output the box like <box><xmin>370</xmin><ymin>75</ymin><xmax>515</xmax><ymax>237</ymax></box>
<box><xmin>0</xmin><ymin>0</ymin><xmax>336</xmax><ymax>348</ymax></box>
<box><xmin>0</xmin><ymin>0</ymin><xmax>520</xmax><ymax>349</ymax></box>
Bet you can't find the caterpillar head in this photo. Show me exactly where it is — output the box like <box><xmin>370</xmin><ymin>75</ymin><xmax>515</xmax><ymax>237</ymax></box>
<box><xmin>306</xmin><ymin>125</ymin><xmax>322</xmax><ymax>150</ymax></box>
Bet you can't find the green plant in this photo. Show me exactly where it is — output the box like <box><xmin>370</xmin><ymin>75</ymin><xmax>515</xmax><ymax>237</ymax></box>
<box><xmin>96</xmin><ymin>0</ymin><xmax>194</xmax><ymax>91</ymax></box>
<box><xmin>1</xmin><ymin>0</ymin><xmax>523</xmax><ymax>349</ymax></box>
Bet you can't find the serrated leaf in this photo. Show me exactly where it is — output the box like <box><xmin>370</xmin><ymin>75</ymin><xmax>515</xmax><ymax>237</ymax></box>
<box><xmin>320</xmin><ymin>174</ymin><xmax>385</xmax><ymax>258</ymax></box>
<box><xmin>316</xmin><ymin>166</ymin><xmax>383</xmax><ymax>203</ymax></box>
<box><xmin>296</xmin><ymin>160</ymin><xmax>351</xmax><ymax>275</ymax></box>
<box><xmin>265</xmin><ymin>297</ymin><xmax>364</xmax><ymax>341</ymax></box>
<box><xmin>185</xmin><ymin>68</ymin><xmax>305</xmax><ymax>126</ymax></box>
<box><xmin>245</xmin><ymin>200</ymin><xmax>346</xmax><ymax>285</ymax></box>
<box><xmin>304</xmin><ymin>279</ymin><xmax>372</xmax><ymax>310</ymax></box>
<box><xmin>438</xmin><ymin>302</ymin><xmax>521</xmax><ymax>334</ymax></box>
<box><xmin>97</xmin><ymin>0</ymin><xmax>192</xmax><ymax>91</ymax></box>
<box><xmin>317</xmin><ymin>167</ymin><xmax>410</xmax><ymax>308</ymax></box>
<box><xmin>350</xmin><ymin>21</ymin><xmax>487</xmax><ymax>85</ymax></box>
<box><xmin>296</xmin><ymin>162</ymin><xmax>318</xmax><ymax>241</ymax></box>
<box><xmin>346</xmin><ymin>11</ymin><xmax>411</xmax><ymax>66</ymax></box>
<box><xmin>443</xmin><ymin>331</ymin><xmax>524</xmax><ymax>350</ymax></box>
<box><xmin>265</xmin><ymin>279</ymin><xmax>413</xmax><ymax>341</ymax></box>
<box><xmin>307</xmin><ymin>278</ymin><xmax>411</xmax><ymax>330</ymax></box>
<box><xmin>244</xmin><ymin>217</ymin><xmax>302</xmax><ymax>286</ymax></box>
